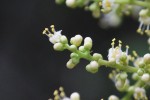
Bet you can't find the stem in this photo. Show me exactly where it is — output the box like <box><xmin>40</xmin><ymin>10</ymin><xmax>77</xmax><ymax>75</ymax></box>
<box><xmin>115</xmin><ymin>0</ymin><xmax>150</xmax><ymax>8</ymax></box>
<box><xmin>65</xmin><ymin>44</ymin><xmax>138</xmax><ymax>73</ymax></box>
<box><xmin>98</xmin><ymin>59</ymin><xmax>138</xmax><ymax>73</ymax></box>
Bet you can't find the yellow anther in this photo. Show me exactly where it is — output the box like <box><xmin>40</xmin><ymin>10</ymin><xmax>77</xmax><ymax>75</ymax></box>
<box><xmin>137</xmin><ymin>28</ymin><xmax>144</xmax><ymax>35</ymax></box>
<box><xmin>106</xmin><ymin>0</ymin><xmax>111</xmax><ymax>7</ymax></box>
<box><xmin>111</xmin><ymin>42</ymin><xmax>115</xmax><ymax>46</ymax></box>
<box><xmin>119</xmin><ymin>40</ymin><xmax>122</xmax><ymax>44</ymax></box>
<box><xmin>99</xmin><ymin>2</ymin><xmax>102</xmax><ymax>6</ymax></box>
<box><xmin>54</xmin><ymin>95</ymin><xmax>60</xmax><ymax>100</ymax></box>
<box><xmin>50</xmin><ymin>25</ymin><xmax>54</xmax><ymax>28</ymax></box>
<box><xmin>42</xmin><ymin>28</ymin><xmax>49</xmax><ymax>34</ymax></box>
<box><xmin>132</xmin><ymin>50</ymin><xmax>138</xmax><ymax>57</ymax></box>
<box><xmin>50</xmin><ymin>25</ymin><xmax>55</xmax><ymax>33</ymax></box>
<box><xmin>118</xmin><ymin>40</ymin><xmax>122</xmax><ymax>47</ymax></box>
<box><xmin>60</xmin><ymin>92</ymin><xmax>65</xmax><ymax>97</ymax></box>
<box><xmin>109</xmin><ymin>73</ymin><xmax>113</xmax><ymax>79</ymax></box>
<box><xmin>145</xmin><ymin>30</ymin><xmax>148</xmax><ymax>33</ymax></box>
<box><xmin>112</xmin><ymin>38</ymin><xmax>116</xmax><ymax>42</ymax></box>
<box><xmin>59</xmin><ymin>86</ymin><xmax>64</xmax><ymax>91</ymax></box>
<box><xmin>126</xmin><ymin>45</ymin><xmax>129</xmax><ymax>49</ymax></box>
<box><xmin>45</xmin><ymin>28</ymin><xmax>49</xmax><ymax>31</ymax></box>
<box><xmin>42</xmin><ymin>30</ymin><xmax>46</xmax><ymax>34</ymax></box>
<box><xmin>137</xmin><ymin>28</ymin><xmax>141</xmax><ymax>33</ymax></box>
<box><xmin>145</xmin><ymin>30</ymin><xmax>150</xmax><ymax>36</ymax></box>
<box><xmin>53</xmin><ymin>90</ymin><xmax>59</xmax><ymax>96</ymax></box>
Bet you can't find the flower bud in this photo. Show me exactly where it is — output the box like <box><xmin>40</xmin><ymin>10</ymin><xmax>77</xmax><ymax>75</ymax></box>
<box><xmin>132</xmin><ymin>73</ymin><xmax>139</xmax><ymax>80</ymax></box>
<box><xmin>70</xmin><ymin>53</ymin><xmax>78</xmax><ymax>58</ymax></box>
<box><xmin>115</xmin><ymin>80</ymin><xmax>124</xmax><ymax>89</ymax></box>
<box><xmin>69</xmin><ymin>45</ymin><xmax>77</xmax><ymax>52</ymax></box>
<box><xmin>78</xmin><ymin>46</ymin><xmax>85</xmax><ymax>52</ymax></box>
<box><xmin>66</xmin><ymin>0</ymin><xmax>76</xmax><ymax>8</ymax></box>
<box><xmin>66</xmin><ymin>59</ymin><xmax>76</xmax><ymax>69</ymax></box>
<box><xmin>120</xmin><ymin>72</ymin><xmax>128</xmax><ymax>80</ymax></box>
<box><xmin>70</xmin><ymin>92</ymin><xmax>80</xmax><ymax>100</ymax></box>
<box><xmin>120</xmin><ymin>52</ymin><xmax>127</xmax><ymax>61</ymax></box>
<box><xmin>143</xmin><ymin>53</ymin><xmax>150</xmax><ymax>64</ymax></box>
<box><xmin>60</xmin><ymin>35</ymin><xmax>68</xmax><ymax>44</ymax></box>
<box><xmin>128</xmin><ymin>86</ymin><xmax>134</xmax><ymax>92</ymax></box>
<box><xmin>141</xmin><ymin>73</ymin><xmax>150</xmax><ymax>82</ymax></box>
<box><xmin>55</xmin><ymin>0</ymin><xmax>65</xmax><ymax>4</ymax></box>
<box><xmin>139</xmin><ymin>9</ymin><xmax>148</xmax><ymax>17</ymax></box>
<box><xmin>108</xmin><ymin>95</ymin><xmax>119</xmax><ymax>100</ymax></box>
<box><xmin>93</xmin><ymin>53</ymin><xmax>103</xmax><ymax>61</ymax></box>
<box><xmin>70</xmin><ymin>35</ymin><xmax>83</xmax><ymax>47</ymax></box>
<box><xmin>84</xmin><ymin>37</ymin><xmax>92</xmax><ymax>50</ymax></box>
<box><xmin>137</xmin><ymin>69</ymin><xmax>144</xmax><ymax>76</ymax></box>
<box><xmin>71</xmin><ymin>58</ymin><xmax>80</xmax><ymax>65</ymax></box>
<box><xmin>86</xmin><ymin>61</ymin><xmax>99</xmax><ymax>73</ymax></box>
<box><xmin>53</xmin><ymin>43</ymin><xmax>64</xmax><ymax>51</ymax></box>
<box><xmin>92</xmin><ymin>10</ymin><xmax>100</xmax><ymax>18</ymax></box>
<box><xmin>89</xmin><ymin>3</ymin><xmax>98</xmax><ymax>11</ymax></box>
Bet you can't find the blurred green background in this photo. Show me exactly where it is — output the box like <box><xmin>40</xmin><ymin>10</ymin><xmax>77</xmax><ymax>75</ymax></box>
<box><xmin>0</xmin><ymin>0</ymin><xmax>149</xmax><ymax>100</ymax></box>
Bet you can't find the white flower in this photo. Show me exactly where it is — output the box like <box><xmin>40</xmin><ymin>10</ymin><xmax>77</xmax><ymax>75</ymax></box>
<box><xmin>102</xmin><ymin>0</ymin><xmax>116</xmax><ymax>12</ymax></box>
<box><xmin>134</xmin><ymin>87</ymin><xmax>147</xmax><ymax>100</ymax></box>
<box><xmin>49</xmin><ymin>30</ymin><xmax>62</xmax><ymax>44</ymax></box>
<box><xmin>108</xmin><ymin>39</ymin><xmax>129</xmax><ymax>64</ymax></box>
<box><xmin>137</xmin><ymin>9</ymin><xmax>150</xmax><ymax>36</ymax></box>
<box><xmin>108</xmin><ymin>47</ymin><xmax>122</xmax><ymax>63</ymax></box>
<box><xmin>42</xmin><ymin>25</ymin><xmax>62</xmax><ymax>44</ymax></box>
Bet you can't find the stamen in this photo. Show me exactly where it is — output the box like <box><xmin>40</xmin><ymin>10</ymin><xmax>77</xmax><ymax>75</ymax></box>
<box><xmin>42</xmin><ymin>28</ymin><xmax>53</xmax><ymax>37</ymax></box>
<box><xmin>112</xmin><ymin>38</ymin><xmax>116</xmax><ymax>42</ymax></box>
<box><xmin>145</xmin><ymin>25</ymin><xmax>150</xmax><ymax>36</ymax></box>
<box><xmin>59</xmin><ymin>87</ymin><xmax>66</xmax><ymax>97</ymax></box>
<box><xmin>111</xmin><ymin>38</ymin><xmax>116</xmax><ymax>48</ymax></box>
<box><xmin>126</xmin><ymin>45</ymin><xmax>129</xmax><ymax>55</ymax></box>
<box><xmin>132</xmin><ymin>50</ymin><xmax>138</xmax><ymax>57</ymax></box>
<box><xmin>137</xmin><ymin>22</ymin><xmax>144</xmax><ymax>35</ymax></box>
<box><xmin>54</xmin><ymin>95</ymin><xmax>60</xmax><ymax>100</ymax></box>
<box><xmin>118</xmin><ymin>40</ymin><xmax>122</xmax><ymax>47</ymax></box>
<box><xmin>51</xmin><ymin>25</ymin><xmax>55</xmax><ymax>33</ymax></box>
<box><xmin>53</xmin><ymin>90</ymin><xmax>59</xmax><ymax>96</ymax></box>
<box><xmin>99</xmin><ymin>2</ymin><xmax>102</xmax><ymax>6</ymax></box>
<box><xmin>106</xmin><ymin>0</ymin><xmax>111</xmax><ymax>7</ymax></box>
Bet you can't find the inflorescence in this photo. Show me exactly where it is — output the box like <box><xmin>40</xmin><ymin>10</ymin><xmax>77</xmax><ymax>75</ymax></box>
<box><xmin>54</xmin><ymin>0</ymin><xmax>150</xmax><ymax>49</ymax></box>
<box><xmin>43</xmin><ymin>25</ymin><xmax>150</xmax><ymax>100</ymax></box>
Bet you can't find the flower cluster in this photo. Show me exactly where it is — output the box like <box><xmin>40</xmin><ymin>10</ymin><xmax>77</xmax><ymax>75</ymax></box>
<box><xmin>43</xmin><ymin>25</ymin><xmax>150</xmax><ymax>99</ymax></box>
<box><xmin>49</xmin><ymin>87</ymin><xmax>80</xmax><ymax>100</ymax></box>
<box><xmin>137</xmin><ymin>9</ymin><xmax>150</xmax><ymax>36</ymax></box>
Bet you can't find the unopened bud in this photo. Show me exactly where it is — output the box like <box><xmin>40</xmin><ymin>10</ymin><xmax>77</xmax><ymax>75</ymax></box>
<box><xmin>60</xmin><ymin>35</ymin><xmax>68</xmax><ymax>44</ymax></box>
<box><xmin>66</xmin><ymin>59</ymin><xmax>76</xmax><ymax>69</ymax></box>
<box><xmin>143</xmin><ymin>53</ymin><xmax>150</xmax><ymax>64</ymax></box>
<box><xmin>53</xmin><ymin>43</ymin><xmax>64</xmax><ymax>51</ymax></box>
<box><xmin>70</xmin><ymin>92</ymin><xmax>80</xmax><ymax>100</ymax></box>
